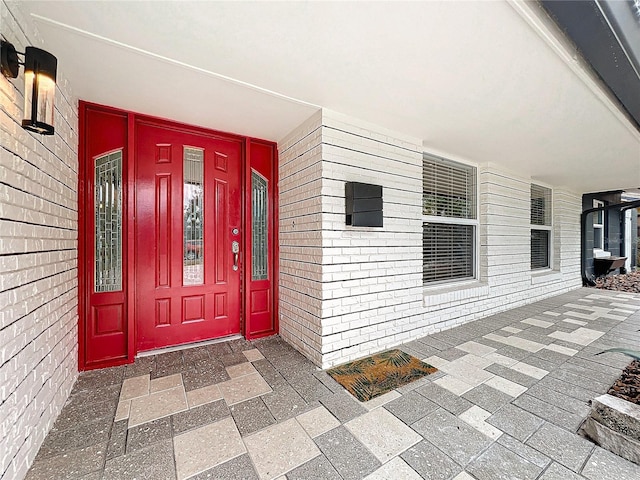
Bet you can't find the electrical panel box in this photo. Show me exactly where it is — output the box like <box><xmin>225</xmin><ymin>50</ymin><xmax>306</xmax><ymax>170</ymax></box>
<box><xmin>345</xmin><ymin>182</ymin><xmax>383</xmax><ymax>227</ymax></box>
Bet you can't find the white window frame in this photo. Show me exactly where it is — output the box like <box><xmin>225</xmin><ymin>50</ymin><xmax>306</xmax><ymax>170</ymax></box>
<box><xmin>530</xmin><ymin>184</ymin><xmax>553</xmax><ymax>270</ymax></box>
<box><xmin>593</xmin><ymin>199</ymin><xmax>605</xmax><ymax>252</ymax></box>
<box><xmin>422</xmin><ymin>153</ymin><xmax>479</xmax><ymax>285</ymax></box>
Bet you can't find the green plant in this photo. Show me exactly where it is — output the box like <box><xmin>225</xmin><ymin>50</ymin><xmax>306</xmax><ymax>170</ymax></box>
<box><xmin>596</xmin><ymin>348</ymin><xmax>640</xmax><ymax>361</ymax></box>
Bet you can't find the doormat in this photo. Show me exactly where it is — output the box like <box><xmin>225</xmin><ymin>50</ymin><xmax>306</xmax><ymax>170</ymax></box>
<box><xmin>326</xmin><ymin>349</ymin><xmax>438</xmax><ymax>402</ymax></box>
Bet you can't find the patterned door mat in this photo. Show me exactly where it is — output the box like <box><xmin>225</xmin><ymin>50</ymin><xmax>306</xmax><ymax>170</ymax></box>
<box><xmin>326</xmin><ymin>349</ymin><xmax>438</xmax><ymax>402</ymax></box>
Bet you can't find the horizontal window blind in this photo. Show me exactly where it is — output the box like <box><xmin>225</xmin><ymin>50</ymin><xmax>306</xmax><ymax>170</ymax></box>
<box><xmin>423</xmin><ymin>156</ymin><xmax>476</xmax><ymax>219</ymax></box>
<box><xmin>531</xmin><ymin>229</ymin><xmax>550</xmax><ymax>269</ymax></box>
<box><xmin>531</xmin><ymin>184</ymin><xmax>551</xmax><ymax>226</ymax></box>
<box><xmin>423</xmin><ymin>223</ymin><xmax>474</xmax><ymax>283</ymax></box>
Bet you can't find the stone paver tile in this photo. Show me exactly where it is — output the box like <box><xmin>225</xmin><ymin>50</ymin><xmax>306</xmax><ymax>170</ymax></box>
<box><xmin>548</xmin><ymin>327</ymin><xmax>604</xmax><ymax>346</ymax></box>
<box><xmin>219</xmin><ymin>372</ymin><xmax>272</xmax><ymax>406</ymax></box>
<box><xmin>458</xmin><ymin>405</ymin><xmax>502</xmax><ymax>440</ymax></box>
<box><xmin>172</xmin><ymin>399</ymin><xmax>230</xmax><ymax>434</ymax></box>
<box><xmin>502</xmin><ymin>326</ymin><xmax>523</xmax><ymax>334</ymax></box>
<box><xmin>467</xmin><ymin>442</ymin><xmax>543</xmax><ymax>480</ymax></box>
<box><xmin>582</xmin><ymin>446</ymin><xmax>640</xmax><ymax>480</ymax></box>
<box><xmin>514</xmin><ymin>394</ymin><xmax>584</xmax><ymax>432</ymax></box>
<box><xmin>315</xmin><ymin>426</ymin><xmax>381</xmax><ymax>480</ymax></box>
<box><xmin>230</xmin><ymin>397</ymin><xmax>276</xmax><ymax>436</ymax></box>
<box><xmin>364</xmin><ymin>457</ymin><xmax>423</xmax><ymax>480</ymax></box>
<box><xmin>509</xmin><ymin>361</ymin><xmax>548</xmax><ymax>379</ymax></box>
<box><xmin>359</xmin><ymin>389</ymin><xmax>401</xmax><ymax>411</ymax></box>
<box><xmin>243</xmin><ymin>349</ymin><xmax>265</xmax><ymax>362</ymax></box>
<box><xmin>483</xmin><ymin>352</ymin><xmax>519</xmax><ymax>367</ymax></box>
<box><xmin>174</xmin><ymin>416</ymin><xmax>246</xmax><ymax>480</ymax></box>
<box><xmin>400</xmin><ymin>440</ymin><xmax>462</xmax><ymax>479</ymax></box>
<box><xmin>544</xmin><ymin>311</ymin><xmax>562</xmax><ymax>317</ymax></box>
<box><xmin>120</xmin><ymin>374</ymin><xmax>150</xmax><ymax>401</ymax></box>
<box><xmin>434</xmin><ymin>374</ymin><xmax>476</xmax><ymax>395</ymax></box>
<box><xmin>319</xmin><ymin>392</ymin><xmax>368</xmax><ymax>423</ymax></box>
<box><xmin>26</xmin><ymin>442</ymin><xmax>107</xmax><ymax>480</ymax></box>
<box><xmin>128</xmin><ymin>385</ymin><xmax>188</xmax><ymax>427</ymax></box>
<box><xmin>296</xmin><ymin>405</ymin><xmax>340</xmax><ymax>438</ymax></box>
<box><xmin>483</xmin><ymin>333</ymin><xmax>545</xmax><ymax>352</ymax></box>
<box><xmin>412</xmin><ymin>408</ymin><xmax>493</xmax><ymax>466</ymax></box>
<box><xmin>103</xmin><ymin>439</ymin><xmax>175</xmax><ymax>480</ymax></box>
<box><xmin>424</xmin><ymin>355</ymin><xmax>450</xmax><ymax>369</ymax></box>
<box><xmin>416</xmin><ymin>382</ymin><xmax>473</xmax><ymax>415</ymax></box>
<box><xmin>106</xmin><ymin>420</ymin><xmax>128</xmax><ymax>460</ymax></box>
<box><xmin>452</xmin><ymin>473</ymin><xmax>476</xmax><ymax>480</ymax></box>
<box><xmin>286</xmin><ymin>455</ymin><xmax>342</xmax><ymax>480</ymax></box>
<box><xmin>186</xmin><ymin>383</ymin><xmax>223</xmax><ymax>408</ymax></box>
<box><xmin>114</xmin><ymin>400</ymin><xmax>130</xmax><ymax>421</ymax></box>
<box><xmin>244</xmin><ymin>417</ymin><xmax>320</xmax><ymax>480</ymax></box>
<box><xmin>38</xmin><ymin>417</ymin><xmax>112</xmax><ymax>458</ymax></box>
<box><xmin>384</xmin><ymin>390</ymin><xmax>439</xmax><ymax>424</ymax></box>
<box><xmin>437</xmin><ymin>347</ymin><xmax>469</xmax><ymax>361</ymax></box>
<box><xmin>525</xmin><ymin>385</ymin><xmax>590</xmax><ymax>416</ymax></box>
<box><xmin>461</xmin><ymin>383</ymin><xmax>513</xmax><ymax>413</ymax></box>
<box><xmin>456</xmin><ymin>341</ymin><xmax>496</xmax><ymax>357</ymax></box>
<box><xmin>486</xmin><ymin>364</ymin><xmax>539</xmax><ymax>387</ymax></box>
<box><xmin>483</xmin><ymin>375</ymin><xmax>528</xmax><ymax>398</ymax></box>
<box><xmin>345</xmin><ymin>408</ymin><xmax>422</xmax><ymax>463</ymax></box>
<box><xmin>497</xmin><ymin>434</ymin><xmax>550</xmax><ymax>469</ymax></box>
<box><xmin>538</xmin><ymin>462</ymin><xmax>583</xmax><ymax>480</ymax></box>
<box><xmin>220</xmin><ymin>352</ymin><xmax>249</xmax><ymax>367</ymax></box>
<box><xmin>190</xmin><ymin>454</ymin><xmax>259</xmax><ymax>480</ymax></box>
<box><xmin>526</xmin><ymin>422</ymin><xmax>594</xmax><ymax>472</ymax></box>
<box><xmin>486</xmin><ymin>404</ymin><xmax>544</xmax><ymax>442</ymax></box>
<box><xmin>522</xmin><ymin>318</ymin><xmax>554</xmax><ymax>328</ymax></box>
<box><xmin>226</xmin><ymin>362</ymin><xmax>258</xmax><ymax>379</ymax></box>
<box><xmin>126</xmin><ymin>417</ymin><xmax>171</xmax><ymax>453</ymax></box>
<box><xmin>563</xmin><ymin>318</ymin><xmax>588</xmax><ymax>326</ymax></box>
<box><xmin>262</xmin><ymin>384</ymin><xmax>307</xmax><ymax>421</ymax></box>
<box><xmin>149</xmin><ymin>373</ymin><xmax>182</xmax><ymax>393</ymax></box>
<box><xmin>286</xmin><ymin>371</ymin><xmax>333</xmax><ymax>403</ymax></box>
<box><xmin>543</xmin><ymin>342</ymin><xmax>578</xmax><ymax>357</ymax></box>
<box><xmin>455</xmin><ymin>353</ymin><xmax>494</xmax><ymax>370</ymax></box>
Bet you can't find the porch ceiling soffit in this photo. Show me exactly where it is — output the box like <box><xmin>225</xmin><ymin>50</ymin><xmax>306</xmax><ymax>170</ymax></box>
<box><xmin>14</xmin><ymin>0</ymin><xmax>640</xmax><ymax>193</ymax></box>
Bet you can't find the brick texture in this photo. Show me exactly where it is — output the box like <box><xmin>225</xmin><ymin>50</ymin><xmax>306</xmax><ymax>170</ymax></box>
<box><xmin>0</xmin><ymin>2</ymin><xmax>79</xmax><ymax>479</ymax></box>
<box><xmin>278</xmin><ymin>110</ymin><xmax>582</xmax><ymax>369</ymax></box>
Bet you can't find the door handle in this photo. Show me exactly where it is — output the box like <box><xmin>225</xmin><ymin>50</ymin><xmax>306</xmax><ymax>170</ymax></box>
<box><xmin>232</xmin><ymin>241</ymin><xmax>239</xmax><ymax>271</ymax></box>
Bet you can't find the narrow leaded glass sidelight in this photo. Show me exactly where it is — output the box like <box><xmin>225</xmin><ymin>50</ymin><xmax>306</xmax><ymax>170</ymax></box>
<box><xmin>95</xmin><ymin>151</ymin><xmax>123</xmax><ymax>293</ymax></box>
<box><xmin>252</xmin><ymin>171</ymin><xmax>268</xmax><ymax>280</ymax></box>
<box><xmin>183</xmin><ymin>147</ymin><xmax>204</xmax><ymax>286</ymax></box>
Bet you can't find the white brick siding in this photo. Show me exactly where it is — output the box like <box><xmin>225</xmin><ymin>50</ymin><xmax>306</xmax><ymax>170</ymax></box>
<box><xmin>0</xmin><ymin>2</ymin><xmax>79</xmax><ymax>479</ymax></box>
<box><xmin>279</xmin><ymin>110</ymin><xmax>582</xmax><ymax>369</ymax></box>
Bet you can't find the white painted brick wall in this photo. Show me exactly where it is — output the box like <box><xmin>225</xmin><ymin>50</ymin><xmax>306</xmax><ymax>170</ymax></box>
<box><xmin>0</xmin><ymin>2</ymin><xmax>79</xmax><ymax>479</ymax></box>
<box><xmin>279</xmin><ymin>109</ymin><xmax>582</xmax><ymax>369</ymax></box>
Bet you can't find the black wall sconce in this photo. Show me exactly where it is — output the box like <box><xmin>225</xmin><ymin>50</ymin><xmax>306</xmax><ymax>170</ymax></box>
<box><xmin>1</xmin><ymin>39</ymin><xmax>57</xmax><ymax>135</ymax></box>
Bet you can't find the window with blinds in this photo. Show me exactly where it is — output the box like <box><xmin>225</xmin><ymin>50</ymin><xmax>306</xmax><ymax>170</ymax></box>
<box><xmin>423</xmin><ymin>157</ymin><xmax>477</xmax><ymax>219</ymax></box>
<box><xmin>530</xmin><ymin>184</ymin><xmax>552</xmax><ymax>269</ymax></box>
<box><xmin>423</xmin><ymin>154</ymin><xmax>477</xmax><ymax>284</ymax></box>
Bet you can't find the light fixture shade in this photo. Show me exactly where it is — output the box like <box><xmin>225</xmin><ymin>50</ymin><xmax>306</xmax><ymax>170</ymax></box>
<box><xmin>22</xmin><ymin>46</ymin><xmax>57</xmax><ymax>135</ymax></box>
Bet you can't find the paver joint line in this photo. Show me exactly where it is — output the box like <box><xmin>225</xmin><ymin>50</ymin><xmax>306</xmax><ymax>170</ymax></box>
<box><xmin>24</xmin><ymin>288</ymin><xmax>640</xmax><ymax>480</ymax></box>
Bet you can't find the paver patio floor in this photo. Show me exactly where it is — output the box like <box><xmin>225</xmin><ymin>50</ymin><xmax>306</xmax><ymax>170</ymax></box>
<box><xmin>26</xmin><ymin>288</ymin><xmax>640</xmax><ymax>479</ymax></box>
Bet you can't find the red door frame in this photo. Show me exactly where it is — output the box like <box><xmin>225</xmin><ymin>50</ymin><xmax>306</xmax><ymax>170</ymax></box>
<box><xmin>78</xmin><ymin>101</ymin><xmax>279</xmax><ymax>370</ymax></box>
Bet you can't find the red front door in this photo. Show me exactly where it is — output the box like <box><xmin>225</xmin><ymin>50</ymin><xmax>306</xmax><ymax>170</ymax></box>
<box><xmin>135</xmin><ymin>120</ymin><xmax>242</xmax><ymax>351</ymax></box>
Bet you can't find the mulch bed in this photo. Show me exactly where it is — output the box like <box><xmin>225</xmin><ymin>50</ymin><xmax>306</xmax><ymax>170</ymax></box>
<box><xmin>592</xmin><ymin>271</ymin><xmax>640</xmax><ymax>405</ymax></box>
<box><xmin>607</xmin><ymin>360</ymin><xmax>640</xmax><ymax>405</ymax></box>
<box><xmin>595</xmin><ymin>271</ymin><xmax>640</xmax><ymax>293</ymax></box>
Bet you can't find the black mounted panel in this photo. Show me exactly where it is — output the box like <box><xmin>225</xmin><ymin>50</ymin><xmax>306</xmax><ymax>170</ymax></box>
<box><xmin>345</xmin><ymin>182</ymin><xmax>383</xmax><ymax>227</ymax></box>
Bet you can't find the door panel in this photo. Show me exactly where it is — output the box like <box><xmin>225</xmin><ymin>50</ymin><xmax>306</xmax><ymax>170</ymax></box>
<box><xmin>135</xmin><ymin>121</ymin><xmax>242</xmax><ymax>351</ymax></box>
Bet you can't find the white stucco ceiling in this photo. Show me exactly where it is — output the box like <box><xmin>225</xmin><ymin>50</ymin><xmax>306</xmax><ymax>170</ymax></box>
<box><xmin>13</xmin><ymin>0</ymin><xmax>640</xmax><ymax>193</ymax></box>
